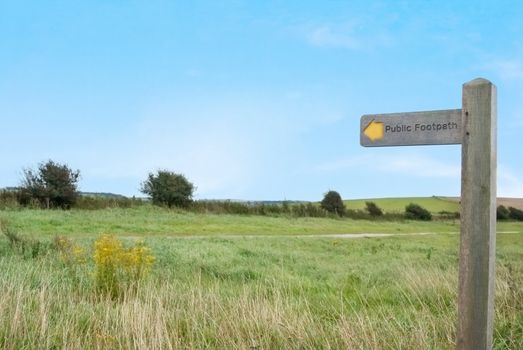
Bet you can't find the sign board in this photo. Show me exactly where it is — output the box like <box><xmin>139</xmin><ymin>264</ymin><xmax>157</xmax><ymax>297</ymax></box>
<box><xmin>360</xmin><ymin>78</ymin><xmax>496</xmax><ymax>350</ymax></box>
<box><xmin>360</xmin><ymin>109</ymin><xmax>462</xmax><ymax>147</ymax></box>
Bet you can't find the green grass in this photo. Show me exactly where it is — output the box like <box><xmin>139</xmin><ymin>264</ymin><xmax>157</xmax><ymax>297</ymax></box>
<box><xmin>1</xmin><ymin>207</ymin><xmax>522</xmax><ymax>348</ymax></box>
<box><xmin>345</xmin><ymin>196</ymin><xmax>460</xmax><ymax>213</ymax></box>
<box><xmin>1</xmin><ymin>206</ymin><xmax>521</xmax><ymax>238</ymax></box>
<box><xmin>1</xmin><ymin>228</ymin><xmax>522</xmax><ymax>349</ymax></box>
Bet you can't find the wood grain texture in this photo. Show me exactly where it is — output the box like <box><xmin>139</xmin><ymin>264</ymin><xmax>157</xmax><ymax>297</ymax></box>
<box><xmin>457</xmin><ymin>78</ymin><xmax>497</xmax><ymax>350</ymax></box>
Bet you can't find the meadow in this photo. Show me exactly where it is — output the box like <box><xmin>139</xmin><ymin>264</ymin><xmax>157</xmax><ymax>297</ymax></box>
<box><xmin>1</xmin><ymin>206</ymin><xmax>522</xmax><ymax>349</ymax></box>
<box><xmin>345</xmin><ymin>196</ymin><xmax>460</xmax><ymax>213</ymax></box>
<box><xmin>0</xmin><ymin>205</ymin><xmax>521</xmax><ymax>238</ymax></box>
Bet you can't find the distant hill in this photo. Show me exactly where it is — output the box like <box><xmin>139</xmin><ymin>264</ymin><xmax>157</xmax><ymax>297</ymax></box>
<box><xmin>1</xmin><ymin>188</ymin><xmax>144</xmax><ymax>200</ymax></box>
<box><xmin>346</xmin><ymin>196</ymin><xmax>523</xmax><ymax>213</ymax></box>
<box><xmin>79</xmin><ymin>192</ymin><xmax>129</xmax><ymax>199</ymax></box>
<box><xmin>345</xmin><ymin>196</ymin><xmax>459</xmax><ymax>214</ymax></box>
<box><xmin>444</xmin><ymin>197</ymin><xmax>523</xmax><ymax>211</ymax></box>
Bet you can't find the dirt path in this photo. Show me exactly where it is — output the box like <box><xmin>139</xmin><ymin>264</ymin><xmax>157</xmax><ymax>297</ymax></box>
<box><xmin>167</xmin><ymin>232</ymin><xmax>446</xmax><ymax>239</ymax></box>
<box><xmin>119</xmin><ymin>231</ymin><xmax>519</xmax><ymax>240</ymax></box>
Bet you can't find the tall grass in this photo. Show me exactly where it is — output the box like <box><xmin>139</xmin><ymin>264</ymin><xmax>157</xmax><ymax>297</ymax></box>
<box><xmin>1</xmin><ymin>232</ymin><xmax>522</xmax><ymax>349</ymax></box>
<box><xmin>0</xmin><ymin>206</ymin><xmax>470</xmax><ymax>237</ymax></box>
<box><xmin>0</xmin><ymin>260</ymin><xmax>459</xmax><ymax>349</ymax></box>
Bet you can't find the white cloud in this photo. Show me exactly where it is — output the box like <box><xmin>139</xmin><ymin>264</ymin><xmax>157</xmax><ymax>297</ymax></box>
<box><xmin>384</xmin><ymin>156</ymin><xmax>460</xmax><ymax>178</ymax></box>
<box><xmin>104</xmin><ymin>116</ymin><xmax>260</xmax><ymax>199</ymax></box>
<box><xmin>76</xmin><ymin>92</ymin><xmax>341</xmax><ymax>198</ymax></box>
<box><xmin>317</xmin><ymin>156</ymin><xmax>523</xmax><ymax>197</ymax></box>
<box><xmin>316</xmin><ymin>154</ymin><xmax>460</xmax><ymax>179</ymax></box>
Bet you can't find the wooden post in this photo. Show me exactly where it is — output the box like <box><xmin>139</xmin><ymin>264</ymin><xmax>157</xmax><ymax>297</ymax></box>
<box><xmin>457</xmin><ymin>78</ymin><xmax>497</xmax><ymax>349</ymax></box>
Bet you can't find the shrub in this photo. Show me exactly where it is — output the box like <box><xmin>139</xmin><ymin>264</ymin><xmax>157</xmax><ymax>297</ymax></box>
<box><xmin>320</xmin><ymin>191</ymin><xmax>346</xmax><ymax>216</ymax></box>
<box><xmin>365</xmin><ymin>201</ymin><xmax>383</xmax><ymax>217</ymax></box>
<box><xmin>508</xmin><ymin>207</ymin><xmax>523</xmax><ymax>221</ymax></box>
<box><xmin>141</xmin><ymin>170</ymin><xmax>194</xmax><ymax>208</ymax></box>
<box><xmin>345</xmin><ymin>209</ymin><xmax>370</xmax><ymax>220</ymax></box>
<box><xmin>497</xmin><ymin>205</ymin><xmax>510</xmax><ymax>220</ymax></box>
<box><xmin>0</xmin><ymin>189</ymin><xmax>20</xmax><ymax>209</ymax></box>
<box><xmin>75</xmin><ymin>195</ymin><xmax>144</xmax><ymax>210</ymax></box>
<box><xmin>295</xmin><ymin>203</ymin><xmax>328</xmax><ymax>218</ymax></box>
<box><xmin>94</xmin><ymin>234</ymin><xmax>155</xmax><ymax>298</ymax></box>
<box><xmin>405</xmin><ymin>203</ymin><xmax>432</xmax><ymax>221</ymax></box>
<box><xmin>19</xmin><ymin>160</ymin><xmax>80</xmax><ymax>209</ymax></box>
<box><xmin>190</xmin><ymin>200</ymin><xmax>320</xmax><ymax>217</ymax></box>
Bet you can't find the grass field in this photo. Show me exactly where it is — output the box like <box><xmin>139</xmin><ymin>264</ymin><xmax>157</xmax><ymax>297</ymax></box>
<box><xmin>1</xmin><ymin>206</ymin><xmax>521</xmax><ymax>238</ymax></box>
<box><xmin>1</xmin><ymin>207</ymin><xmax>522</xmax><ymax>349</ymax></box>
<box><xmin>0</xmin><ymin>206</ymin><xmax>462</xmax><ymax>237</ymax></box>
<box><xmin>345</xmin><ymin>196</ymin><xmax>460</xmax><ymax>213</ymax></box>
<box><xmin>345</xmin><ymin>196</ymin><xmax>523</xmax><ymax>213</ymax></box>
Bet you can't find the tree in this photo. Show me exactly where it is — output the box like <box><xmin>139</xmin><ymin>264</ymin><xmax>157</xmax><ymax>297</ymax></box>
<box><xmin>365</xmin><ymin>201</ymin><xmax>383</xmax><ymax>217</ymax></box>
<box><xmin>141</xmin><ymin>170</ymin><xmax>194</xmax><ymax>208</ymax></box>
<box><xmin>320</xmin><ymin>190</ymin><xmax>346</xmax><ymax>216</ymax></box>
<box><xmin>405</xmin><ymin>203</ymin><xmax>432</xmax><ymax>221</ymax></box>
<box><xmin>508</xmin><ymin>206</ymin><xmax>523</xmax><ymax>221</ymax></box>
<box><xmin>496</xmin><ymin>205</ymin><xmax>510</xmax><ymax>220</ymax></box>
<box><xmin>20</xmin><ymin>160</ymin><xmax>80</xmax><ymax>209</ymax></box>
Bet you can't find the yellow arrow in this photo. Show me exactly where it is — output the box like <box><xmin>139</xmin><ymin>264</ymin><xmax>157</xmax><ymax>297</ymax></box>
<box><xmin>363</xmin><ymin>120</ymin><xmax>384</xmax><ymax>142</ymax></box>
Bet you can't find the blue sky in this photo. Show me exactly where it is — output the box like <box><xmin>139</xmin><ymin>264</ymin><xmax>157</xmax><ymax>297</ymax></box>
<box><xmin>1</xmin><ymin>1</ymin><xmax>522</xmax><ymax>200</ymax></box>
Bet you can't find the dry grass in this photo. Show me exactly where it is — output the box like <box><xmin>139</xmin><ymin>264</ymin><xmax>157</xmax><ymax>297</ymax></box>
<box><xmin>0</xmin><ymin>213</ymin><xmax>523</xmax><ymax>350</ymax></box>
<box><xmin>0</xmin><ymin>266</ymin><xmax>460</xmax><ymax>349</ymax></box>
<box><xmin>1</xmin><ymin>230</ymin><xmax>522</xmax><ymax>349</ymax></box>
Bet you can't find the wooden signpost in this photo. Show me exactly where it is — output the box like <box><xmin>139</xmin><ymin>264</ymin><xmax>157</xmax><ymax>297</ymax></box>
<box><xmin>360</xmin><ymin>78</ymin><xmax>497</xmax><ymax>350</ymax></box>
<box><xmin>360</xmin><ymin>109</ymin><xmax>462</xmax><ymax>147</ymax></box>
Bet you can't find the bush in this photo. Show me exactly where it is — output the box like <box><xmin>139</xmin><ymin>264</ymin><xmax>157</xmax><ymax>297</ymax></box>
<box><xmin>365</xmin><ymin>201</ymin><xmax>383</xmax><ymax>217</ymax></box>
<box><xmin>141</xmin><ymin>170</ymin><xmax>194</xmax><ymax>208</ymax></box>
<box><xmin>190</xmin><ymin>200</ymin><xmax>328</xmax><ymax>218</ymax></box>
<box><xmin>0</xmin><ymin>189</ymin><xmax>20</xmax><ymax>209</ymax></box>
<box><xmin>75</xmin><ymin>195</ymin><xmax>144</xmax><ymax>210</ymax></box>
<box><xmin>320</xmin><ymin>191</ymin><xmax>346</xmax><ymax>216</ymax></box>
<box><xmin>293</xmin><ymin>203</ymin><xmax>328</xmax><ymax>218</ymax></box>
<box><xmin>508</xmin><ymin>207</ymin><xmax>523</xmax><ymax>221</ymax></box>
<box><xmin>19</xmin><ymin>160</ymin><xmax>80</xmax><ymax>209</ymax></box>
<box><xmin>405</xmin><ymin>203</ymin><xmax>432</xmax><ymax>221</ymax></box>
<box><xmin>497</xmin><ymin>205</ymin><xmax>510</xmax><ymax>220</ymax></box>
<box><xmin>94</xmin><ymin>234</ymin><xmax>155</xmax><ymax>299</ymax></box>
<box><xmin>345</xmin><ymin>209</ymin><xmax>370</xmax><ymax>220</ymax></box>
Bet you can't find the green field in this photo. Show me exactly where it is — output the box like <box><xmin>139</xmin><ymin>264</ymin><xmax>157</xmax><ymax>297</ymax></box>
<box><xmin>345</xmin><ymin>196</ymin><xmax>460</xmax><ymax>213</ymax></box>
<box><xmin>1</xmin><ymin>207</ymin><xmax>522</xmax><ymax>349</ymax></box>
<box><xmin>0</xmin><ymin>206</ymin><xmax>461</xmax><ymax>237</ymax></box>
<box><xmin>1</xmin><ymin>205</ymin><xmax>521</xmax><ymax>238</ymax></box>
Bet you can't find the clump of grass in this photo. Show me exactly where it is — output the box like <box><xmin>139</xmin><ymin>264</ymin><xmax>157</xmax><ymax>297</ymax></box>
<box><xmin>0</xmin><ymin>219</ymin><xmax>49</xmax><ymax>258</ymax></box>
<box><xmin>93</xmin><ymin>234</ymin><xmax>155</xmax><ymax>299</ymax></box>
<box><xmin>495</xmin><ymin>262</ymin><xmax>523</xmax><ymax>349</ymax></box>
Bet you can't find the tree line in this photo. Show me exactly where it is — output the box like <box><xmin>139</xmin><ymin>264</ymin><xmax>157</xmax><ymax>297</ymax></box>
<box><xmin>0</xmin><ymin>160</ymin><xmax>194</xmax><ymax>210</ymax></box>
<box><xmin>1</xmin><ymin>159</ymin><xmax>522</xmax><ymax>222</ymax></box>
